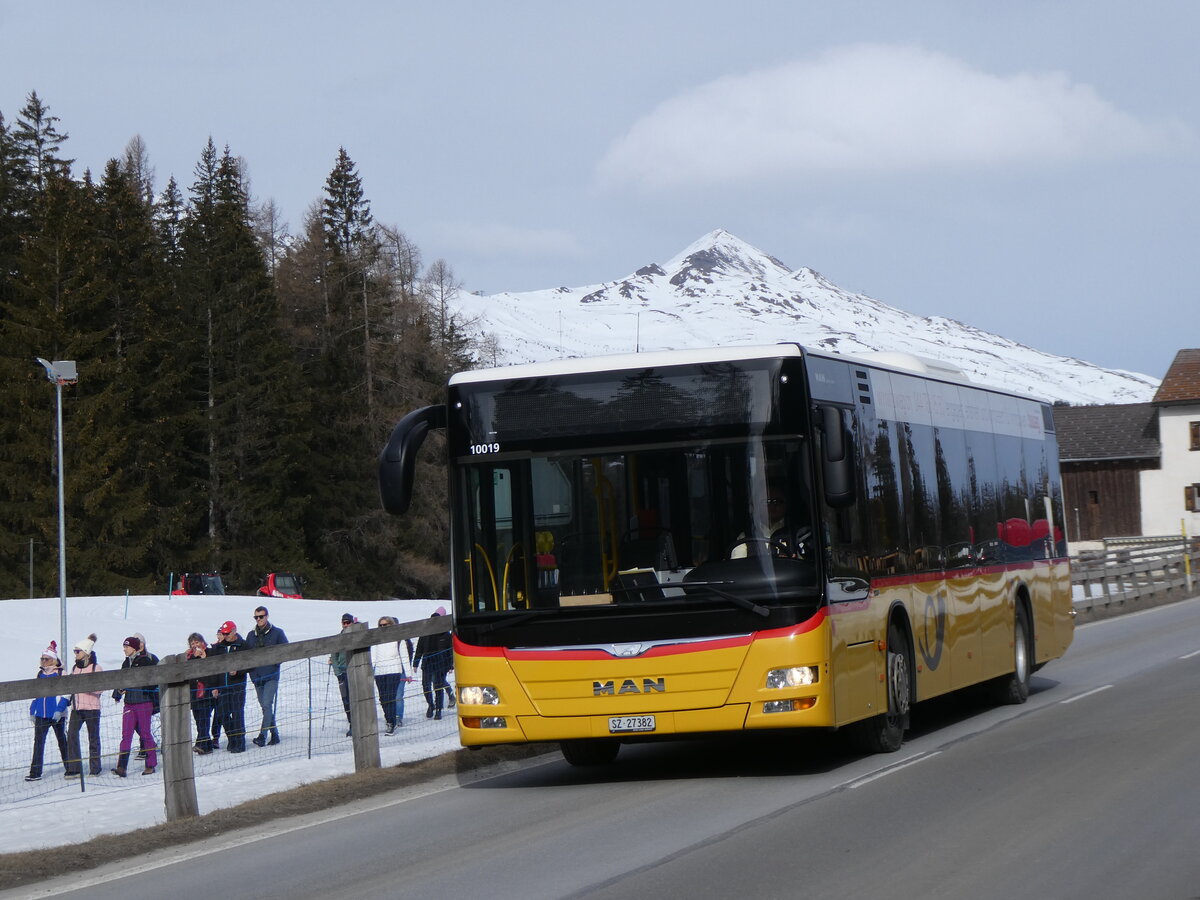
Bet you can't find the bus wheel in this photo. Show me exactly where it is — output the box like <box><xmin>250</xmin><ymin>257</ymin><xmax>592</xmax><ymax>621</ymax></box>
<box><xmin>851</xmin><ymin>623</ymin><xmax>911</xmax><ymax>753</ymax></box>
<box><xmin>989</xmin><ymin>604</ymin><xmax>1032</xmax><ymax>705</ymax></box>
<box><xmin>560</xmin><ymin>739</ymin><xmax>620</xmax><ymax>766</ymax></box>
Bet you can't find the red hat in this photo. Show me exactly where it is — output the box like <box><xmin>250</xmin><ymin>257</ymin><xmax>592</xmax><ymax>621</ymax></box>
<box><xmin>217</xmin><ymin>621</ymin><xmax>236</xmax><ymax>635</ymax></box>
<box><xmin>122</xmin><ymin>636</ymin><xmax>142</xmax><ymax>652</ymax></box>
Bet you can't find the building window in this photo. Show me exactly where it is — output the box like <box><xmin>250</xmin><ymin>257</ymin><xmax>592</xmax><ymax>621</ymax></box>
<box><xmin>1188</xmin><ymin>484</ymin><xmax>1200</xmax><ymax>513</ymax></box>
<box><xmin>1191</xmin><ymin>421</ymin><xmax>1200</xmax><ymax>450</ymax></box>
<box><xmin>1088</xmin><ymin>490</ymin><xmax>1099</xmax><ymax>505</ymax></box>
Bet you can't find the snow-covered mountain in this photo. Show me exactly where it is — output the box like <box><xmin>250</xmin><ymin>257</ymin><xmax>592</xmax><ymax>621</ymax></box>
<box><xmin>454</xmin><ymin>230</ymin><xmax>1157</xmax><ymax>405</ymax></box>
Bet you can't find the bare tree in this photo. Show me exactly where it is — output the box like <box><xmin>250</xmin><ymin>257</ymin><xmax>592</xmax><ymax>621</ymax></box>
<box><xmin>423</xmin><ymin>258</ymin><xmax>462</xmax><ymax>354</ymax></box>
<box><xmin>120</xmin><ymin>134</ymin><xmax>155</xmax><ymax>206</ymax></box>
<box><xmin>252</xmin><ymin>197</ymin><xmax>290</xmax><ymax>281</ymax></box>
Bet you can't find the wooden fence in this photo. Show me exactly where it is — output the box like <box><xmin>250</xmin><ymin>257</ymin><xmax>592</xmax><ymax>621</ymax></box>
<box><xmin>7</xmin><ymin>548</ymin><xmax>1198</xmax><ymax>820</ymax></box>
<box><xmin>0</xmin><ymin>616</ymin><xmax>451</xmax><ymax>821</ymax></box>
<box><xmin>1071</xmin><ymin>537</ymin><xmax>1200</xmax><ymax>620</ymax></box>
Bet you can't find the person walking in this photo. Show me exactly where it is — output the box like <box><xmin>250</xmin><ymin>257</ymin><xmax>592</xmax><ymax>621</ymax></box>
<box><xmin>245</xmin><ymin>606</ymin><xmax>288</xmax><ymax>747</ymax></box>
<box><xmin>64</xmin><ymin>634</ymin><xmax>103</xmax><ymax>778</ymax></box>
<box><xmin>132</xmin><ymin>632</ymin><xmax>158</xmax><ymax>761</ymax></box>
<box><xmin>329</xmin><ymin>613</ymin><xmax>356</xmax><ymax>736</ymax></box>
<box><xmin>413</xmin><ymin>611</ymin><xmax>453</xmax><ymax>720</ymax></box>
<box><xmin>27</xmin><ymin>642</ymin><xmax>69</xmax><ymax>782</ymax></box>
<box><xmin>210</xmin><ymin>621</ymin><xmax>248</xmax><ymax>752</ymax></box>
<box><xmin>371</xmin><ymin>616</ymin><xmax>414</xmax><ymax>735</ymax></box>
<box><xmin>186</xmin><ymin>633</ymin><xmax>217</xmax><ymax>754</ymax></box>
<box><xmin>111</xmin><ymin>636</ymin><xmax>158</xmax><ymax>777</ymax></box>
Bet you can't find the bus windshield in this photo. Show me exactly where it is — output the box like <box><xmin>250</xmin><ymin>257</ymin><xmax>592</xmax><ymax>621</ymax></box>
<box><xmin>454</xmin><ymin>437</ymin><xmax>820</xmax><ymax>622</ymax></box>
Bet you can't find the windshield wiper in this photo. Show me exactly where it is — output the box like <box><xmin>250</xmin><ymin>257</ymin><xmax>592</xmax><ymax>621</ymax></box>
<box><xmin>678</xmin><ymin>581</ymin><xmax>770</xmax><ymax>617</ymax></box>
<box><xmin>477</xmin><ymin>609</ymin><xmax>558</xmax><ymax>634</ymax></box>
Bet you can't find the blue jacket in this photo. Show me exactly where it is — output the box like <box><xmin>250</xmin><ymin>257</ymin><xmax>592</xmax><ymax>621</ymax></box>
<box><xmin>29</xmin><ymin>671</ymin><xmax>69</xmax><ymax>719</ymax></box>
<box><xmin>245</xmin><ymin>624</ymin><xmax>288</xmax><ymax>683</ymax></box>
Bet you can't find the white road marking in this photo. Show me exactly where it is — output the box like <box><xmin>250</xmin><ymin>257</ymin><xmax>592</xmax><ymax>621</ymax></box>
<box><xmin>2</xmin><ymin>754</ymin><xmax>559</xmax><ymax>899</ymax></box>
<box><xmin>1059</xmin><ymin>684</ymin><xmax>1113</xmax><ymax>704</ymax></box>
<box><xmin>848</xmin><ymin>751</ymin><xmax>941</xmax><ymax>789</ymax></box>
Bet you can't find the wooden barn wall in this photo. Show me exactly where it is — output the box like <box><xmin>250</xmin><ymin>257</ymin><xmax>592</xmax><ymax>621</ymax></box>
<box><xmin>1061</xmin><ymin>460</ymin><xmax>1149</xmax><ymax>541</ymax></box>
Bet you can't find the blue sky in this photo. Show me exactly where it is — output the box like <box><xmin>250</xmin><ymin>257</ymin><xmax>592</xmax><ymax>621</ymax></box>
<box><xmin>3</xmin><ymin>0</ymin><xmax>1196</xmax><ymax>378</ymax></box>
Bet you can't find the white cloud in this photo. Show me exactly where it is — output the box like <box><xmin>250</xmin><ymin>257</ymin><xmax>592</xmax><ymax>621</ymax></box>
<box><xmin>597</xmin><ymin>44</ymin><xmax>1192</xmax><ymax>190</ymax></box>
<box><xmin>435</xmin><ymin>223</ymin><xmax>585</xmax><ymax>260</ymax></box>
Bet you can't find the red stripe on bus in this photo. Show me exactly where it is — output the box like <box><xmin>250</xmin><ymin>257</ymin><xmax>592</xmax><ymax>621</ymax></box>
<box><xmin>870</xmin><ymin>558</ymin><xmax>1066</xmax><ymax>590</ymax></box>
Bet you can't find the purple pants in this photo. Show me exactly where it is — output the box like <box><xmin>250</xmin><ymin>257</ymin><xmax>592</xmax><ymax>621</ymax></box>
<box><xmin>120</xmin><ymin>701</ymin><xmax>157</xmax><ymax>768</ymax></box>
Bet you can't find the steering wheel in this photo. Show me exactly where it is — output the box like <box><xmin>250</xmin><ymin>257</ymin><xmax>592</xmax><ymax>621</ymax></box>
<box><xmin>780</xmin><ymin>526</ymin><xmax>813</xmax><ymax>560</ymax></box>
<box><xmin>728</xmin><ymin>536</ymin><xmax>793</xmax><ymax>558</ymax></box>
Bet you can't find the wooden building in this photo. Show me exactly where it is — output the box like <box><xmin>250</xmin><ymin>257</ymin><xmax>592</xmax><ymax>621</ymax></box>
<box><xmin>1051</xmin><ymin>403</ymin><xmax>1159</xmax><ymax>542</ymax></box>
<box><xmin>1051</xmin><ymin>349</ymin><xmax>1200</xmax><ymax>543</ymax></box>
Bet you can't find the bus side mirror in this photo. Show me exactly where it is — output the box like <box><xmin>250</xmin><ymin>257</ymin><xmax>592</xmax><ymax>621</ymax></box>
<box><xmin>819</xmin><ymin>405</ymin><xmax>856</xmax><ymax>508</ymax></box>
<box><xmin>379</xmin><ymin>405</ymin><xmax>446</xmax><ymax>515</ymax></box>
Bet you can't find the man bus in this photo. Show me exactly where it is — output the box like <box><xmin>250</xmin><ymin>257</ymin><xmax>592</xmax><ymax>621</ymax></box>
<box><xmin>379</xmin><ymin>344</ymin><xmax>1072</xmax><ymax>765</ymax></box>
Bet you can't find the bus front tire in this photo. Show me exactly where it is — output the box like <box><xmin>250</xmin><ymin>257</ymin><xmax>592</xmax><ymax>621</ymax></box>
<box><xmin>989</xmin><ymin>604</ymin><xmax>1032</xmax><ymax>705</ymax></box>
<box><xmin>850</xmin><ymin>622</ymin><xmax>912</xmax><ymax>754</ymax></box>
<box><xmin>560</xmin><ymin>739</ymin><xmax>620</xmax><ymax>766</ymax></box>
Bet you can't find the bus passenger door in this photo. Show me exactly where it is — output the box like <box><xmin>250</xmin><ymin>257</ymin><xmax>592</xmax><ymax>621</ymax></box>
<box><xmin>910</xmin><ymin>561</ymin><xmax>955</xmax><ymax>699</ymax></box>
<box><xmin>944</xmin><ymin>544</ymin><xmax>984</xmax><ymax>689</ymax></box>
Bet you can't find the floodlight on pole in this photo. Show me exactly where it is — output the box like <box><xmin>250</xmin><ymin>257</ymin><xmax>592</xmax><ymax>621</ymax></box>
<box><xmin>36</xmin><ymin>358</ymin><xmax>77</xmax><ymax>663</ymax></box>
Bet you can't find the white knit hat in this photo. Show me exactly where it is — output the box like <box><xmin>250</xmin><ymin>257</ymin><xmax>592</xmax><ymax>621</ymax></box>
<box><xmin>41</xmin><ymin>640</ymin><xmax>60</xmax><ymax>663</ymax></box>
<box><xmin>73</xmin><ymin>634</ymin><xmax>96</xmax><ymax>654</ymax></box>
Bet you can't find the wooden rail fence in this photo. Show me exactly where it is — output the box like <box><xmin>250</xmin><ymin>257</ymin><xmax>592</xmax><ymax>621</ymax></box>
<box><xmin>0</xmin><ymin>616</ymin><xmax>451</xmax><ymax>821</ymax></box>
<box><xmin>1071</xmin><ymin>537</ymin><xmax>1200</xmax><ymax>620</ymax></box>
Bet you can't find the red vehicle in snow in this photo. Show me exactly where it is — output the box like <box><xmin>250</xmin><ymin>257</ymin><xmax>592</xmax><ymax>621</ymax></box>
<box><xmin>257</xmin><ymin>572</ymin><xmax>304</xmax><ymax>599</ymax></box>
<box><xmin>172</xmin><ymin>572</ymin><xmax>226</xmax><ymax>595</ymax></box>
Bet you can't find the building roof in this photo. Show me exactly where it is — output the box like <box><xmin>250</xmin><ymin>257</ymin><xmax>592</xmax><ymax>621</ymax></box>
<box><xmin>1152</xmin><ymin>348</ymin><xmax>1200</xmax><ymax>405</ymax></box>
<box><xmin>1051</xmin><ymin>403</ymin><xmax>1160</xmax><ymax>463</ymax></box>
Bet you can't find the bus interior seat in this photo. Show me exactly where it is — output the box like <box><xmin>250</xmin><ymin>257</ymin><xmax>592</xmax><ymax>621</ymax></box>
<box><xmin>614</xmin><ymin>570</ymin><xmax>666</xmax><ymax>603</ymax></box>
<box><xmin>618</xmin><ymin>528</ymin><xmax>677</xmax><ymax>572</ymax></box>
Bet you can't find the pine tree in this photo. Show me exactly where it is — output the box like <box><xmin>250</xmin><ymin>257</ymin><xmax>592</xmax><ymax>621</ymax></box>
<box><xmin>178</xmin><ymin>144</ymin><xmax>308</xmax><ymax>585</ymax></box>
<box><xmin>0</xmin><ymin>112</ymin><xmax>32</xmax><ymax>299</ymax></box>
<box><xmin>11</xmin><ymin>91</ymin><xmax>72</xmax><ymax>194</ymax></box>
<box><xmin>60</xmin><ymin>160</ymin><xmax>165</xmax><ymax>591</ymax></box>
<box><xmin>0</xmin><ymin>93</ymin><xmax>85</xmax><ymax>597</ymax></box>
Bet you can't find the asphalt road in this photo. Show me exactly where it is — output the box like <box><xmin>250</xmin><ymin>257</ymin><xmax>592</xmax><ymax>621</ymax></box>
<box><xmin>19</xmin><ymin>596</ymin><xmax>1200</xmax><ymax>900</ymax></box>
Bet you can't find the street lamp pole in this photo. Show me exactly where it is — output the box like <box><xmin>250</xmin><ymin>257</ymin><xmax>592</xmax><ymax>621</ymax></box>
<box><xmin>36</xmin><ymin>358</ymin><xmax>77</xmax><ymax>661</ymax></box>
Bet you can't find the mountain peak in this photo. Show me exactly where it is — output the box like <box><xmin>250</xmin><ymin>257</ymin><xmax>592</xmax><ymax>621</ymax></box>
<box><xmin>453</xmin><ymin>230</ymin><xmax>1159</xmax><ymax>405</ymax></box>
<box><xmin>662</xmin><ymin>229</ymin><xmax>791</xmax><ymax>285</ymax></box>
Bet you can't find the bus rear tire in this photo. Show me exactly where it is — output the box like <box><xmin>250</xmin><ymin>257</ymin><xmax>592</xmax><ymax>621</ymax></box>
<box><xmin>989</xmin><ymin>604</ymin><xmax>1032</xmax><ymax>705</ymax></box>
<box><xmin>850</xmin><ymin>622</ymin><xmax>912</xmax><ymax>754</ymax></box>
<box><xmin>560</xmin><ymin>739</ymin><xmax>620</xmax><ymax>766</ymax></box>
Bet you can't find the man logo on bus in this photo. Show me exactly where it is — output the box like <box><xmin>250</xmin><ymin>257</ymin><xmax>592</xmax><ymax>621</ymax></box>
<box><xmin>594</xmin><ymin>678</ymin><xmax>666</xmax><ymax>696</ymax></box>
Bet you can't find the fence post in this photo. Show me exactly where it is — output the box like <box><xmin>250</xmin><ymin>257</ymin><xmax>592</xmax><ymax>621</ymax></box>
<box><xmin>346</xmin><ymin>624</ymin><xmax>381</xmax><ymax>771</ymax></box>
<box><xmin>160</xmin><ymin>653</ymin><xmax>198</xmax><ymax>820</ymax></box>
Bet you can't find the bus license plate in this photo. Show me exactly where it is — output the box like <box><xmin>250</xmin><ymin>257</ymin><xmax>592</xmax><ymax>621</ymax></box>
<box><xmin>609</xmin><ymin>715</ymin><xmax>656</xmax><ymax>733</ymax></box>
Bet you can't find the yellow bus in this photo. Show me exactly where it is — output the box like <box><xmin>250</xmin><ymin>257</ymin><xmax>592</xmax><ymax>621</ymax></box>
<box><xmin>379</xmin><ymin>344</ymin><xmax>1073</xmax><ymax>764</ymax></box>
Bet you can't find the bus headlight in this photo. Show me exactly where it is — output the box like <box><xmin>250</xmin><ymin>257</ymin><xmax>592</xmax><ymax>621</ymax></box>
<box><xmin>459</xmin><ymin>685</ymin><xmax>501</xmax><ymax>706</ymax></box>
<box><xmin>765</xmin><ymin>666</ymin><xmax>818</xmax><ymax>689</ymax></box>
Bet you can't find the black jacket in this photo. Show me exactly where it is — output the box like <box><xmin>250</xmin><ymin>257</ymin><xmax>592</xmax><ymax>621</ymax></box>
<box><xmin>115</xmin><ymin>651</ymin><xmax>159</xmax><ymax>705</ymax></box>
<box><xmin>209</xmin><ymin>634</ymin><xmax>248</xmax><ymax>685</ymax></box>
<box><xmin>413</xmin><ymin>631</ymin><xmax>453</xmax><ymax>676</ymax></box>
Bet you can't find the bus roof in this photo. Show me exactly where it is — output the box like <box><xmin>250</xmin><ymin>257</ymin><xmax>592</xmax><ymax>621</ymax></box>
<box><xmin>450</xmin><ymin>342</ymin><xmax>1045</xmax><ymax>403</ymax></box>
<box><xmin>449</xmin><ymin>343</ymin><xmax>803</xmax><ymax>385</ymax></box>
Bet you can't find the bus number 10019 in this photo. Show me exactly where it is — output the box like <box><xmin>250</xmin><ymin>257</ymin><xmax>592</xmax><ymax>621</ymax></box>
<box><xmin>469</xmin><ymin>442</ymin><xmax>501</xmax><ymax>455</ymax></box>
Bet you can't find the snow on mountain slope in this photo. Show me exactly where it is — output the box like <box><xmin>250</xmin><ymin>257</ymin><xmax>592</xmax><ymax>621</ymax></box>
<box><xmin>453</xmin><ymin>229</ymin><xmax>1158</xmax><ymax>405</ymax></box>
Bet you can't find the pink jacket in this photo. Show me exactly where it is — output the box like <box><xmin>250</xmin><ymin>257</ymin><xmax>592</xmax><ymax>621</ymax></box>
<box><xmin>69</xmin><ymin>661</ymin><xmax>103</xmax><ymax>711</ymax></box>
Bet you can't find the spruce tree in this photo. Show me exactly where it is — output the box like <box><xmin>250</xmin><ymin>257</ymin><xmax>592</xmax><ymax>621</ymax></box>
<box><xmin>179</xmin><ymin>143</ymin><xmax>308</xmax><ymax>587</ymax></box>
<box><xmin>11</xmin><ymin>91</ymin><xmax>72</xmax><ymax>194</ymax></box>
<box><xmin>0</xmin><ymin>95</ymin><xmax>82</xmax><ymax>598</ymax></box>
